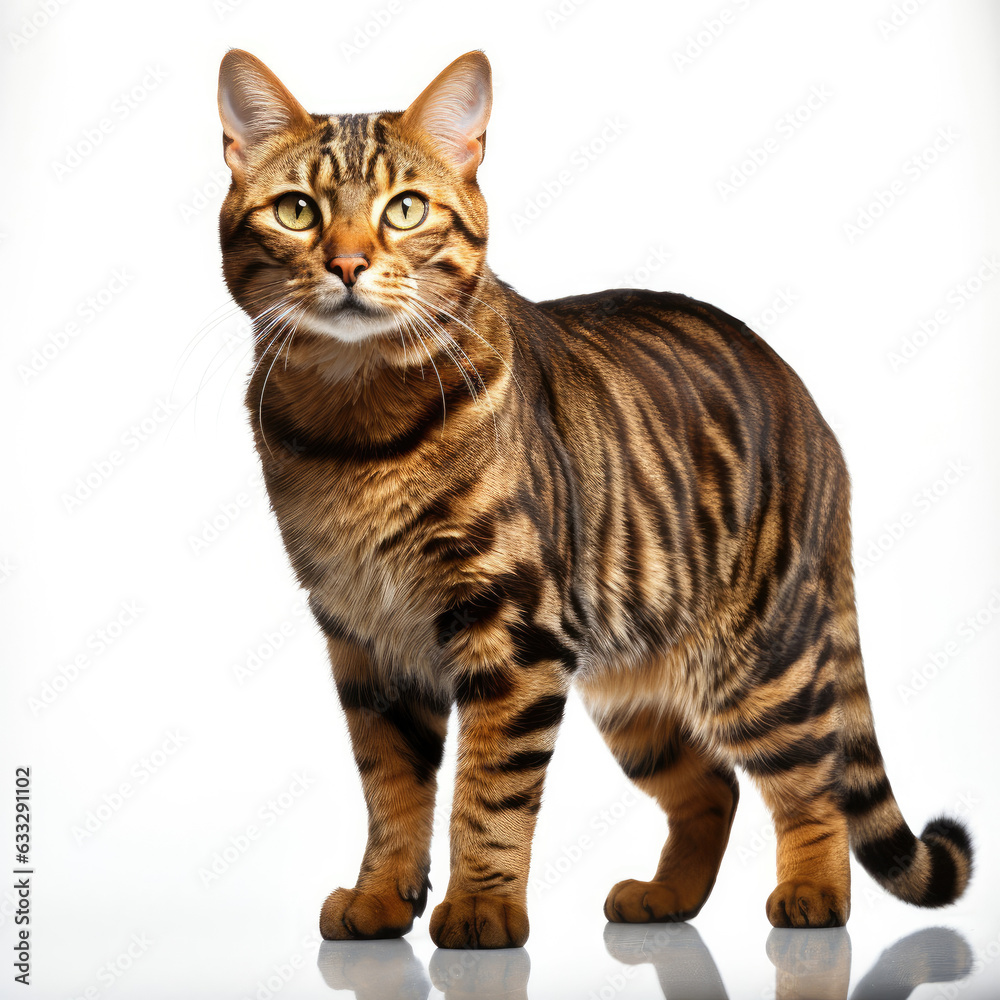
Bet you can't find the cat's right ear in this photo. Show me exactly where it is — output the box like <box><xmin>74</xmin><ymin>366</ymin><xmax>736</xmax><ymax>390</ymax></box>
<box><xmin>218</xmin><ymin>49</ymin><xmax>312</xmax><ymax>180</ymax></box>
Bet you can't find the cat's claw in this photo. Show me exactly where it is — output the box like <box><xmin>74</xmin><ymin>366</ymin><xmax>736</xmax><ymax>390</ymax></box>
<box><xmin>429</xmin><ymin>894</ymin><xmax>529</xmax><ymax>949</ymax></box>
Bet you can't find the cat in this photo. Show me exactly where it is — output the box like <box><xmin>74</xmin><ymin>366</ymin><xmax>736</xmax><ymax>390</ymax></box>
<box><xmin>216</xmin><ymin>48</ymin><xmax>973</xmax><ymax>949</ymax></box>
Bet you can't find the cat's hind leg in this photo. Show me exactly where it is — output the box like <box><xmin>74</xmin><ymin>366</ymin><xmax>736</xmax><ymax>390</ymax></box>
<box><xmin>715</xmin><ymin>615</ymin><xmax>851</xmax><ymax>928</ymax></box>
<box><xmin>582</xmin><ymin>696</ymin><xmax>740</xmax><ymax>923</ymax></box>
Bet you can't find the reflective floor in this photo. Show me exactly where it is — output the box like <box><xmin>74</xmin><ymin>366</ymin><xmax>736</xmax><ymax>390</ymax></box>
<box><xmin>313</xmin><ymin>922</ymin><xmax>989</xmax><ymax>1000</ymax></box>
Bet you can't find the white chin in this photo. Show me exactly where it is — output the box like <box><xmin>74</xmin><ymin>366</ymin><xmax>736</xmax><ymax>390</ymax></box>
<box><xmin>297</xmin><ymin>304</ymin><xmax>400</xmax><ymax>343</ymax></box>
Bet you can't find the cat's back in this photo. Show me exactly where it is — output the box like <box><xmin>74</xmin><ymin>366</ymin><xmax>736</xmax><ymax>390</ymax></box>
<box><xmin>527</xmin><ymin>285</ymin><xmax>832</xmax><ymax>450</ymax></box>
<box><xmin>534</xmin><ymin>287</ymin><xmax>792</xmax><ymax>399</ymax></box>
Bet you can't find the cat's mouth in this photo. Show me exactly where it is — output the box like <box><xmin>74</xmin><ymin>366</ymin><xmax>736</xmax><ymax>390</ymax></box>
<box><xmin>296</xmin><ymin>291</ymin><xmax>400</xmax><ymax>344</ymax></box>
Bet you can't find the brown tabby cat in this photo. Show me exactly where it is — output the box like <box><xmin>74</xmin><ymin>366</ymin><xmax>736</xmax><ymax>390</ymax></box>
<box><xmin>216</xmin><ymin>48</ymin><xmax>973</xmax><ymax>948</ymax></box>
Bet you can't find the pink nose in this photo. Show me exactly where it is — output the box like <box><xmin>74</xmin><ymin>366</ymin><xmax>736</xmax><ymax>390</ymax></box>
<box><xmin>327</xmin><ymin>255</ymin><xmax>369</xmax><ymax>288</ymax></box>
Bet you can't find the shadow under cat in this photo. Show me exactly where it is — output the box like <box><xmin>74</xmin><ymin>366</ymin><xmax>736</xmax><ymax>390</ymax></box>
<box><xmin>316</xmin><ymin>923</ymin><xmax>972</xmax><ymax>999</ymax></box>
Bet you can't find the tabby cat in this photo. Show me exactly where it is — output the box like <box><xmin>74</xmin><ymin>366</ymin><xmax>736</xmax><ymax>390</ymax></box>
<box><xmin>216</xmin><ymin>48</ymin><xmax>973</xmax><ymax>948</ymax></box>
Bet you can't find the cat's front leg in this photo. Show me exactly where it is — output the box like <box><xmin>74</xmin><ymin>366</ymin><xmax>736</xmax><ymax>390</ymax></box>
<box><xmin>318</xmin><ymin>631</ymin><xmax>450</xmax><ymax>941</ymax></box>
<box><xmin>430</xmin><ymin>659</ymin><xmax>570</xmax><ymax>949</ymax></box>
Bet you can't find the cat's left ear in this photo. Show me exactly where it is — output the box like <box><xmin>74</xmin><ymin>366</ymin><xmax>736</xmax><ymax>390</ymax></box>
<box><xmin>218</xmin><ymin>49</ymin><xmax>312</xmax><ymax>179</ymax></box>
<box><xmin>401</xmin><ymin>51</ymin><xmax>492</xmax><ymax>180</ymax></box>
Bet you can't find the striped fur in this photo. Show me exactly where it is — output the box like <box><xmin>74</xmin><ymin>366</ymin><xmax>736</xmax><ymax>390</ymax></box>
<box><xmin>217</xmin><ymin>49</ymin><xmax>973</xmax><ymax>946</ymax></box>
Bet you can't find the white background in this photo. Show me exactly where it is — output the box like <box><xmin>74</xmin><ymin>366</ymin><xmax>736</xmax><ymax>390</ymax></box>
<box><xmin>3</xmin><ymin>0</ymin><xmax>999</xmax><ymax>997</ymax></box>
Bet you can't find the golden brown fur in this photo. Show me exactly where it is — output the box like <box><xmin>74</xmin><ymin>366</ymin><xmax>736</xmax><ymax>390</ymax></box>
<box><xmin>217</xmin><ymin>48</ymin><xmax>973</xmax><ymax>947</ymax></box>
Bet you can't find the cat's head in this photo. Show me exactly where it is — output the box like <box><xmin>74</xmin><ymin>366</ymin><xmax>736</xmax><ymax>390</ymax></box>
<box><xmin>217</xmin><ymin>49</ymin><xmax>492</xmax><ymax>358</ymax></box>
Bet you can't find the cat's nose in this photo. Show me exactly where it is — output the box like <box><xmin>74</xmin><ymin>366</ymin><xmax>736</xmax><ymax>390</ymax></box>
<box><xmin>327</xmin><ymin>255</ymin><xmax>369</xmax><ymax>288</ymax></box>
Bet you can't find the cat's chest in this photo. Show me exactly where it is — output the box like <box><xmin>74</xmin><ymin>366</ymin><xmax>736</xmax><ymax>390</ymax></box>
<box><xmin>263</xmin><ymin>451</ymin><xmax>452</xmax><ymax>657</ymax></box>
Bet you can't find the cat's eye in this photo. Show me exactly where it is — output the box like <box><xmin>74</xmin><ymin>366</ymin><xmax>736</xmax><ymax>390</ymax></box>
<box><xmin>275</xmin><ymin>192</ymin><xmax>319</xmax><ymax>231</ymax></box>
<box><xmin>383</xmin><ymin>192</ymin><xmax>428</xmax><ymax>231</ymax></box>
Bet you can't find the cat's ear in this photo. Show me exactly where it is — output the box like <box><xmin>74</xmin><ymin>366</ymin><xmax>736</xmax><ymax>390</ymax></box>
<box><xmin>218</xmin><ymin>49</ymin><xmax>312</xmax><ymax>179</ymax></box>
<box><xmin>401</xmin><ymin>51</ymin><xmax>492</xmax><ymax>180</ymax></box>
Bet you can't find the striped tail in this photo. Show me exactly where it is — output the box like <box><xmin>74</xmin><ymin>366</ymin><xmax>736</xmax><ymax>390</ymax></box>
<box><xmin>839</xmin><ymin>648</ymin><xmax>973</xmax><ymax>908</ymax></box>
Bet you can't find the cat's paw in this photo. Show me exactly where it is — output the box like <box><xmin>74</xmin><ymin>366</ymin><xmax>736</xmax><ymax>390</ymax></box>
<box><xmin>765</xmin><ymin>881</ymin><xmax>848</xmax><ymax>928</ymax></box>
<box><xmin>603</xmin><ymin>879</ymin><xmax>703</xmax><ymax>923</ymax></box>
<box><xmin>319</xmin><ymin>885</ymin><xmax>424</xmax><ymax>940</ymax></box>
<box><xmin>429</xmin><ymin>894</ymin><xmax>529</xmax><ymax>949</ymax></box>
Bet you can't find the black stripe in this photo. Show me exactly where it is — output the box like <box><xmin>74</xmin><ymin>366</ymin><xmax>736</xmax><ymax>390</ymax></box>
<box><xmin>727</xmin><ymin>680</ymin><xmax>837</xmax><ymax>744</ymax></box>
<box><xmin>620</xmin><ymin>739</ymin><xmax>681</xmax><ymax>781</ymax></box>
<box><xmin>442</xmin><ymin>205</ymin><xmax>486</xmax><ymax>247</ymax></box>
<box><xmin>844</xmin><ymin>735</ymin><xmax>883</xmax><ymax>769</ymax></box>
<box><xmin>509</xmin><ymin>618</ymin><xmax>577</xmax><ymax>670</ymax></box>
<box><xmin>379</xmin><ymin>703</ymin><xmax>444</xmax><ymax>784</ymax></box>
<box><xmin>920</xmin><ymin>837</ymin><xmax>959</xmax><ymax>907</ymax></box>
<box><xmin>491</xmin><ymin>749</ymin><xmax>554</xmax><ymax>773</ymax></box>
<box><xmin>743</xmin><ymin>730</ymin><xmax>839</xmax><ymax>777</ymax></box>
<box><xmin>843</xmin><ymin>775</ymin><xmax>892</xmax><ymax>816</ymax></box>
<box><xmin>798</xmin><ymin>830</ymin><xmax>836</xmax><ymax>850</ymax></box>
<box><xmin>502</xmin><ymin>695</ymin><xmax>566</xmax><ymax>739</ymax></box>
<box><xmin>335</xmin><ymin>680</ymin><xmax>446</xmax><ymax>783</ymax></box>
<box><xmin>423</xmin><ymin>510</ymin><xmax>498</xmax><ymax>563</ymax></box>
<box><xmin>923</xmin><ymin>817</ymin><xmax>972</xmax><ymax>859</ymax></box>
<box><xmin>482</xmin><ymin>779</ymin><xmax>543</xmax><ymax>813</ymax></box>
<box><xmin>453</xmin><ymin>666</ymin><xmax>515</xmax><ymax>706</ymax></box>
<box><xmin>855</xmin><ymin>822</ymin><xmax>918</xmax><ymax>878</ymax></box>
<box><xmin>436</xmin><ymin>586</ymin><xmax>506</xmax><ymax>646</ymax></box>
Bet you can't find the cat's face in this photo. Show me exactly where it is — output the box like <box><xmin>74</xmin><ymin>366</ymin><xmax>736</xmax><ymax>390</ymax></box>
<box><xmin>217</xmin><ymin>50</ymin><xmax>492</xmax><ymax>358</ymax></box>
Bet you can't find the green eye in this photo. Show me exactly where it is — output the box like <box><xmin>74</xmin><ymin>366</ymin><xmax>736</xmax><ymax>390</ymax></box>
<box><xmin>275</xmin><ymin>192</ymin><xmax>319</xmax><ymax>231</ymax></box>
<box><xmin>384</xmin><ymin>192</ymin><xmax>427</xmax><ymax>231</ymax></box>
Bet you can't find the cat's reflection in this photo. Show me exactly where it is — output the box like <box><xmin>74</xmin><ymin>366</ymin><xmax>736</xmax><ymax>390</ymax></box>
<box><xmin>317</xmin><ymin>937</ymin><xmax>529</xmax><ymax>1000</ymax></box>
<box><xmin>316</xmin><ymin>923</ymin><xmax>972</xmax><ymax>999</ymax></box>
<box><xmin>604</xmin><ymin>922</ymin><xmax>972</xmax><ymax>1000</ymax></box>
<box><xmin>317</xmin><ymin>938</ymin><xmax>431</xmax><ymax>1000</ymax></box>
